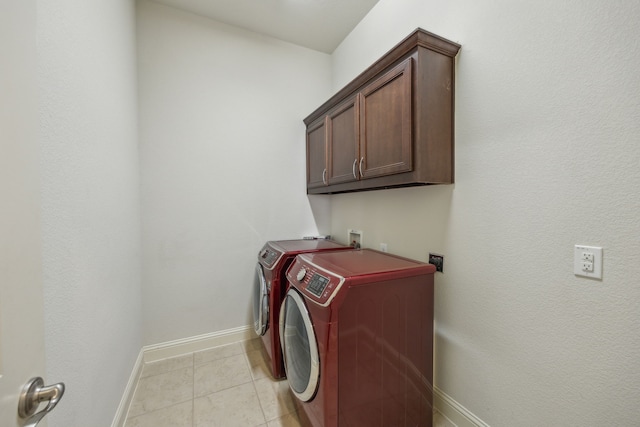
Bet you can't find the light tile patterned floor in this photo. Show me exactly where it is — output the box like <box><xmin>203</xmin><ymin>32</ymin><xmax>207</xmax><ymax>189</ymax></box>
<box><xmin>124</xmin><ymin>338</ymin><xmax>457</xmax><ymax>427</ymax></box>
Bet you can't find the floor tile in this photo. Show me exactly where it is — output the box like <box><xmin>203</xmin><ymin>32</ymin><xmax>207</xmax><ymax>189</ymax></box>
<box><xmin>124</xmin><ymin>338</ymin><xmax>452</xmax><ymax>427</ymax></box>
<box><xmin>195</xmin><ymin>342</ymin><xmax>244</xmax><ymax>365</ymax></box>
<box><xmin>266</xmin><ymin>412</ymin><xmax>304</xmax><ymax>427</ymax></box>
<box><xmin>128</xmin><ymin>367</ymin><xmax>193</xmax><ymax>417</ymax></box>
<box><xmin>194</xmin><ymin>382</ymin><xmax>266</xmax><ymax>427</ymax></box>
<box><xmin>124</xmin><ymin>401</ymin><xmax>192</xmax><ymax>427</ymax></box>
<box><xmin>254</xmin><ymin>377</ymin><xmax>297</xmax><ymax>421</ymax></box>
<box><xmin>140</xmin><ymin>353</ymin><xmax>193</xmax><ymax>378</ymax></box>
<box><xmin>242</xmin><ymin>337</ymin><xmax>263</xmax><ymax>352</ymax></box>
<box><xmin>245</xmin><ymin>347</ymin><xmax>271</xmax><ymax>380</ymax></box>
<box><xmin>194</xmin><ymin>354</ymin><xmax>253</xmax><ymax>397</ymax></box>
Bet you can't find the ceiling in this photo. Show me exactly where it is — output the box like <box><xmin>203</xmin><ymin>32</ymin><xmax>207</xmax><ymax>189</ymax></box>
<box><xmin>150</xmin><ymin>0</ymin><xmax>380</xmax><ymax>53</ymax></box>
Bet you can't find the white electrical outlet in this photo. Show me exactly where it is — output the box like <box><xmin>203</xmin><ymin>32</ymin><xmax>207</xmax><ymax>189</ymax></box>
<box><xmin>380</xmin><ymin>243</ymin><xmax>388</xmax><ymax>252</ymax></box>
<box><xmin>574</xmin><ymin>245</ymin><xmax>603</xmax><ymax>279</ymax></box>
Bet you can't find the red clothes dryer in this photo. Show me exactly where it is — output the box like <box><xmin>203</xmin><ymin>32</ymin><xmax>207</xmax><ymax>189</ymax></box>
<box><xmin>280</xmin><ymin>249</ymin><xmax>437</xmax><ymax>427</ymax></box>
<box><xmin>253</xmin><ymin>239</ymin><xmax>351</xmax><ymax>379</ymax></box>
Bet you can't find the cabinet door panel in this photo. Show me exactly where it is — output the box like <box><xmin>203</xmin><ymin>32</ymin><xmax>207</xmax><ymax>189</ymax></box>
<box><xmin>327</xmin><ymin>97</ymin><xmax>359</xmax><ymax>184</ymax></box>
<box><xmin>306</xmin><ymin>117</ymin><xmax>327</xmax><ymax>188</ymax></box>
<box><xmin>359</xmin><ymin>58</ymin><xmax>413</xmax><ymax>179</ymax></box>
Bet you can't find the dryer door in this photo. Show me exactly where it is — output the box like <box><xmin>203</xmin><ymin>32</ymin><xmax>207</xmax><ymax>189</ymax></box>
<box><xmin>253</xmin><ymin>263</ymin><xmax>269</xmax><ymax>336</ymax></box>
<box><xmin>280</xmin><ymin>288</ymin><xmax>319</xmax><ymax>402</ymax></box>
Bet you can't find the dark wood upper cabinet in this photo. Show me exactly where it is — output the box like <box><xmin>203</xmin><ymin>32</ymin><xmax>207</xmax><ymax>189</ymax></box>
<box><xmin>304</xmin><ymin>28</ymin><xmax>461</xmax><ymax>194</ymax></box>
<box><xmin>327</xmin><ymin>96</ymin><xmax>359</xmax><ymax>185</ymax></box>
<box><xmin>359</xmin><ymin>58</ymin><xmax>412</xmax><ymax>180</ymax></box>
<box><xmin>306</xmin><ymin>117</ymin><xmax>327</xmax><ymax>189</ymax></box>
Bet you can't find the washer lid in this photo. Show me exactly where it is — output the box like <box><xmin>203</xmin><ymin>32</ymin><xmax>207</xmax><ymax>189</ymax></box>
<box><xmin>286</xmin><ymin>249</ymin><xmax>435</xmax><ymax>306</ymax></box>
<box><xmin>258</xmin><ymin>239</ymin><xmax>349</xmax><ymax>270</ymax></box>
<box><xmin>299</xmin><ymin>248</ymin><xmax>435</xmax><ymax>278</ymax></box>
<box><xmin>269</xmin><ymin>239</ymin><xmax>349</xmax><ymax>254</ymax></box>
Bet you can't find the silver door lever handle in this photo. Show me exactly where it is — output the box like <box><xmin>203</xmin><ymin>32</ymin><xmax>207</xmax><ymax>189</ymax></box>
<box><xmin>18</xmin><ymin>377</ymin><xmax>65</xmax><ymax>427</ymax></box>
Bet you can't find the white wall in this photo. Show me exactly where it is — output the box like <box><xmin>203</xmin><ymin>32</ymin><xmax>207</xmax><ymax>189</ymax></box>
<box><xmin>37</xmin><ymin>0</ymin><xmax>142</xmax><ymax>425</ymax></box>
<box><xmin>330</xmin><ymin>0</ymin><xmax>640</xmax><ymax>425</ymax></box>
<box><xmin>0</xmin><ymin>0</ymin><xmax>47</xmax><ymax>423</ymax></box>
<box><xmin>136</xmin><ymin>1</ymin><xmax>332</xmax><ymax>345</ymax></box>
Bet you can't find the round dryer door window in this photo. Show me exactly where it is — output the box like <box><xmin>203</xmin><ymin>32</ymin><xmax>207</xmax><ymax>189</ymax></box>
<box><xmin>253</xmin><ymin>264</ymin><xmax>268</xmax><ymax>336</ymax></box>
<box><xmin>280</xmin><ymin>289</ymin><xmax>319</xmax><ymax>402</ymax></box>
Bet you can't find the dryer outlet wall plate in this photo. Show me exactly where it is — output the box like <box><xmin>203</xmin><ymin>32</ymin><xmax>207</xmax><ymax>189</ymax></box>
<box><xmin>429</xmin><ymin>253</ymin><xmax>444</xmax><ymax>272</ymax></box>
<box><xmin>347</xmin><ymin>229</ymin><xmax>362</xmax><ymax>249</ymax></box>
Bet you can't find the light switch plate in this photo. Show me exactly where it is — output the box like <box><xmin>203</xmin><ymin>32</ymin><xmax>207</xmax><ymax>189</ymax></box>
<box><xmin>574</xmin><ymin>245</ymin><xmax>603</xmax><ymax>279</ymax></box>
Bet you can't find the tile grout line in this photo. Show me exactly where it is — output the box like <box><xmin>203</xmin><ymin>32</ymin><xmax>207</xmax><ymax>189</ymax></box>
<box><xmin>125</xmin><ymin>338</ymin><xmax>303</xmax><ymax>427</ymax></box>
<box><xmin>191</xmin><ymin>352</ymin><xmax>195</xmax><ymax>427</ymax></box>
<box><xmin>125</xmin><ymin>401</ymin><xmax>194</xmax><ymax>424</ymax></box>
<box><xmin>243</xmin><ymin>346</ymin><xmax>270</xmax><ymax>426</ymax></box>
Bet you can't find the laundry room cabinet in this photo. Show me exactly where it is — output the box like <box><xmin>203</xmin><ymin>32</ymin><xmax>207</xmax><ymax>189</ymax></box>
<box><xmin>326</xmin><ymin>95</ymin><xmax>359</xmax><ymax>185</ymax></box>
<box><xmin>306</xmin><ymin>117</ymin><xmax>328</xmax><ymax>188</ymax></box>
<box><xmin>304</xmin><ymin>28</ymin><xmax>461</xmax><ymax>194</ymax></box>
<box><xmin>306</xmin><ymin>95</ymin><xmax>359</xmax><ymax>189</ymax></box>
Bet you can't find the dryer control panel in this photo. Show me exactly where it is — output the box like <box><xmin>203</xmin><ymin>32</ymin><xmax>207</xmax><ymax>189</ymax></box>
<box><xmin>287</xmin><ymin>256</ymin><xmax>345</xmax><ymax>306</ymax></box>
<box><xmin>258</xmin><ymin>244</ymin><xmax>282</xmax><ymax>270</ymax></box>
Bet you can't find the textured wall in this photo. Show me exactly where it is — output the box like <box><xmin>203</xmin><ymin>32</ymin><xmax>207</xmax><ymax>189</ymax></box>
<box><xmin>0</xmin><ymin>0</ymin><xmax>47</xmax><ymax>423</ymax></box>
<box><xmin>37</xmin><ymin>0</ymin><xmax>142</xmax><ymax>425</ymax></box>
<box><xmin>330</xmin><ymin>0</ymin><xmax>640</xmax><ymax>425</ymax></box>
<box><xmin>136</xmin><ymin>1</ymin><xmax>332</xmax><ymax>345</ymax></box>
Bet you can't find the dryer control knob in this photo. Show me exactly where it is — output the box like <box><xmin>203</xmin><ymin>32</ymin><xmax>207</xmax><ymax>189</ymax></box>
<box><xmin>296</xmin><ymin>267</ymin><xmax>307</xmax><ymax>282</ymax></box>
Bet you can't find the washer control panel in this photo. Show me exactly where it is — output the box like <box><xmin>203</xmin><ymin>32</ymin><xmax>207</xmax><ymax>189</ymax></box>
<box><xmin>287</xmin><ymin>256</ymin><xmax>345</xmax><ymax>306</ymax></box>
<box><xmin>306</xmin><ymin>273</ymin><xmax>330</xmax><ymax>297</ymax></box>
<box><xmin>258</xmin><ymin>245</ymin><xmax>281</xmax><ymax>269</ymax></box>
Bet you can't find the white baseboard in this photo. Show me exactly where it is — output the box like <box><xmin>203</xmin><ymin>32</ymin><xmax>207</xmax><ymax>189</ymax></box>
<box><xmin>434</xmin><ymin>386</ymin><xmax>490</xmax><ymax>427</ymax></box>
<box><xmin>111</xmin><ymin>349</ymin><xmax>144</xmax><ymax>427</ymax></box>
<box><xmin>111</xmin><ymin>325</ymin><xmax>255</xmax><ymax>426</ymax></box>
<box><xmin>142</xmin><ymin>325</ymin><xmax>255</xmax><ymax>362</ymax></box>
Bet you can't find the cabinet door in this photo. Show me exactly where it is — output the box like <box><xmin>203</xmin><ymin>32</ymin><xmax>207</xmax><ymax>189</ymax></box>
<box><xmin>327</xmin><ymin>96</ymin><xmax>359</xmax><ymax>184</ymax></box>
<box><xmin>306</xmin><ymin>117</ymin><xmax>328</xmax><ymax>189</ymax></box>
<box><xmin>359</xmin><ymin>58</ymin><xmax>413</xmax><ymax>179</ymax></box>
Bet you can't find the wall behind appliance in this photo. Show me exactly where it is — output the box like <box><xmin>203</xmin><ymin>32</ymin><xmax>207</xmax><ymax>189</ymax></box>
<box><xmin>37</xmin><ymin>0</ymin><xmax>142</xmax><ymax>425</ymax></box>
<box><xmin>137</xmin><ymin>1</ymin><xmax>332</xmax><ymax>345</ymax></box>
<box><xmin>330</xmin><ymin>0</ymin><xmax>640</xmax><ymax>426</ymax></box>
